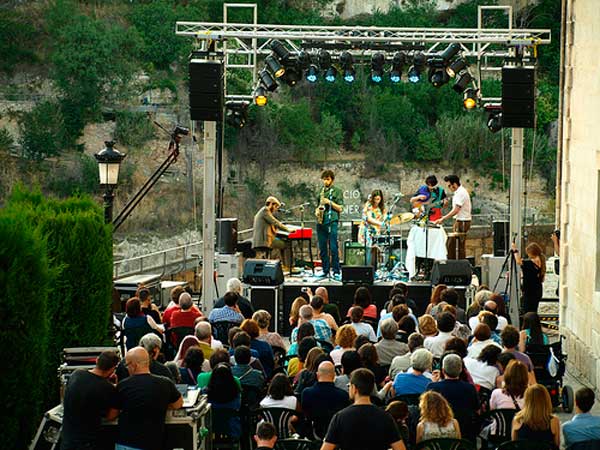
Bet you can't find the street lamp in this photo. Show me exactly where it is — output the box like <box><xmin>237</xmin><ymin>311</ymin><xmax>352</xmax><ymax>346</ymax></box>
<box><xmin>94</xmin><ymin>141</ymin><xmax>126</xmax><ymax>224</ymax></box>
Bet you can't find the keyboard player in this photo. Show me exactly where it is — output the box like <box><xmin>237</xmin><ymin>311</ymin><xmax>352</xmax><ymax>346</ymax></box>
<box><xmin>252</xmin><ymin>196</ymin><xmax>290</xmax><ymax>259</ymax></box>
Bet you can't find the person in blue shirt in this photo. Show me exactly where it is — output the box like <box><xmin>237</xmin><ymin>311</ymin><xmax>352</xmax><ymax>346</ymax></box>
<box><xmin>562</xmin><ymin>387</ymin><xmax>600</xmax><ymax>446</ymax></box>
<box><xmin>391</xmin><ymin>348</ymin><xmax>433</xmax><ymax>396</ymax></box>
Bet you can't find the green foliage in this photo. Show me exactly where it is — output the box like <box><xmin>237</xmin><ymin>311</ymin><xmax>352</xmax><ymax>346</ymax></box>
<box><xmin>46</xmin><ymin>154</ymin><xmax>100</xmax><ymax>197</ymax></box>
<box><xmin>277</xmin><ymin>180</ymin><xmax>315</xmax><ymax>202</ymax></box>
<box><xmin>0</xmin><ymin>213</ymin><xmax>50</xmax><ymax>450</ymax></box>
<box><xmin>114</xmin><ymin>111</ymin><xmax>156</xmax><ymax>148</ymax></box>
<box><xmin>0</xmin><ymin>10</ymin><xmax>37</xmax><ymax>73</ymax></box>
<box><xmin>18</xmin><ymin>101</ymin><xmax>67</xmax><ymax>161</ymax></box>
<box><xmin>0</xmin><ymin>127</ymin><xmax>14</xmax><ymax>153</ymax></box>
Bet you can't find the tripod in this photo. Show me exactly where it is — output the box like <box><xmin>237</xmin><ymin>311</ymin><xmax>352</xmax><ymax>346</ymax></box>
<box><xmin>493</xmin><ymin>235</ymin><xmax>521</xmax><ymax>320</ymax></box>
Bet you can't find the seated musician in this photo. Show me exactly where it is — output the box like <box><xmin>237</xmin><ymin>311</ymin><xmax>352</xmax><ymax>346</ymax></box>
<box><xmin>410</xmin><ymin>175</ymin><xmax>447</xmax><ymax>222</ymax></box>
<box><xmin>252</xmin><ymin>196</ymin><xmax>290</xmax><ymax>259</ymax></box>
<box><xmin>358</xmin><ymin>189</ymin><xmax>386</xmax><ymax>266</ymax></box>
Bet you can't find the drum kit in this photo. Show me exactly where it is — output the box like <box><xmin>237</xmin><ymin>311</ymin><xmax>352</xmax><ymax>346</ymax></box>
<box><xmin>371</xmin><ymin>210</ymin><xmax>414</xmax><ymax>282</ymax></box>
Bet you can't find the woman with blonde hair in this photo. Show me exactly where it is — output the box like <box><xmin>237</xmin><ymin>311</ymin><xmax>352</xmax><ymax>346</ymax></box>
<box><xmin>289</xmin><ymin>296</ymin><xmax>308</xmax><ymax>327</ymax></box>
<box><xmin>416</xmin><ymin>391</ymin><xmax>461</xmax><ymax>443</ymax></box>
<box><xmin>512</xmin><ymin>384</ymin><xmax>560</xmax><ymax>448</ymax></box>
<box><xmin>425</xmin><ymin>284</ymin><xmax>448</xmax><ymax>314</ymax></box>
<box><xmin>330</xmin><ymin>324</ymin><xmax>357</xmax><ymax>366</ymax></box>
<box><xmin>253</xmin><ymin>309</ymin><xmax>286</xmax><ymax>350</ymax></box>
<box><xmin>512</xmin><ymin>242</ymin><xmax>546</xmax><ymax>314</ymax></box>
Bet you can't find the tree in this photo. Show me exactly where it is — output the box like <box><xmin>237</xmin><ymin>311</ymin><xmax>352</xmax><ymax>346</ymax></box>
<box><xmin>18</xmin><ymin>101</ymin><xmax>66</xmax><ymax>161</ymax></box>
<box><xmin>0</xmin><ymin>10</ymin><xmax>36</xmax><ymax>73</ymax></box>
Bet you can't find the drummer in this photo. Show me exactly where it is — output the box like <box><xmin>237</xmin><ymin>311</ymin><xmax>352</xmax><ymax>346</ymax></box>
<box><xmin>358</xmin><ymin>189</ymin><xmax>387</xmax><ymax>265</ymax></box>
<box><xmin>410</xmin><ymin>175</ymin><xmax>448</xmax><ymax>222</ymax></box>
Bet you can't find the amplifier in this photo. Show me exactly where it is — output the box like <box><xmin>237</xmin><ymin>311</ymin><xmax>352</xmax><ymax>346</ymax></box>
<box><xmin>431</xmin><ymin>259</ymin><xmax>472</xmax><ymax>286</ymax></box>
<box><xmin>344</xmin><ymin>241</ymin><xmax>367</xmax><ymax>266</ymax></box>
<box><xmin>341</xmin><ymin>265</ymin><xmax>374</xmax><ymax>285</ymax></box>
<box><xmin>243</xmin><ymin>259</ymin><xmax>284</xmax><ymax>286</ymax></box>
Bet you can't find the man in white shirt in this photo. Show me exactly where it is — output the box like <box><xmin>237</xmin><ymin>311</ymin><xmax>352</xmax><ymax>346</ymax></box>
<box><xmin>434</xmin><ymin>174</ymin><xmax>471</xmax><ymax>259</ymax></box>
<box><xmin>424</xmin><ymin>312</ymin><xmax>456</xmax><ymax>358</ymax></box>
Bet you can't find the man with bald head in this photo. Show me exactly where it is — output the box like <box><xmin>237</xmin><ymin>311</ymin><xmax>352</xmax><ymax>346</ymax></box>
<box><xmin>112</xmin><ymin>347</ymin><xmax>183</xmax><ymax>450</ymax></box>
<box><xmin>315</xmin><ymin>286</ymin><xmax>341</xmax><ymax>325</ymax></box>
<box><xmin>301</xmin><ymin>361</ymin><xmax>350</xmax><ymax>438</ymax></box>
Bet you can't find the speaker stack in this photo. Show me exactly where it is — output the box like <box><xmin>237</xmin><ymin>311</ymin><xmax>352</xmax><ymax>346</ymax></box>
<box><xmin>216</xmin><ymin>218</ymin><xmax>238</xmax><ymax>254</ymax></box>
<box><xmin>243</xmin><ymin>259</ymin><xmax>284</xmax><ymax>333</ymax></box>
<box><xmin>493</xmin><ymin>220</ymin><xmax>509</xmax><ymax>257</ymax></box>
<box><xmin>189</xmin><ymin>59</ymin><xmax>223</xmax><ymax>122</ymax></box>
<box><xmin>502</xmin><ymin>66</ymin><xmax>536</xmax><ymax>128</ymax></box>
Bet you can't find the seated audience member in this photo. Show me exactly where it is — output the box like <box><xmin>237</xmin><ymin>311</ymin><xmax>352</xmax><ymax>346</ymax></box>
<box><xmin>229</xmin><ymin>331</ymin><xmax>265</xmax><ymax>373</ymax></box>
<box><xmin>463</xmin><ymin>344</ymin><xmax>501</xmax><ymax>391</ymax></box>
<box><xmin>469</xmin><ymin>301</ymin><xmax>505</xmax><ymax>331</ymax></box>
<box><xmin>113</xmin><ymin>347</ymin><xmax>183</xmax><ymax>450</ymax></box>
<box><xmin>562</xmin><ymin>387</ymin><xmax>600</xmax><ymax>446</ymax></box>
<box><xmin>431</xmin><ymin>288</ymin><xmax>466</xmax><ymax>323</ymax></box>
<box><xmin>358</xmin><ymin>343</ymin><xmax>388</xmax><ymax>387</ymax></box>
<box><xmin>392</xmin><ymin>348</ymin><xmax>433</xmax><ymax>396</ymax></box>
<box><xmin>290</xmin><ymin>304</ymin><xmax>332</xmax><ymax>343</ymax></box>
<box><xmin>289</xmin><ymin>296</ymin><xmax>308</xmax><ymax>328</ymax></box>
<box><xmin>241</xmin><ymin>318</ymin><xmax>275</xmax><ymax>377</ymax></box>
<box><xmin>390</xmin><ymin>333</ymin><xmax>424</xmax><ymax>379</ymax></box>
<box><xmin>416</xmin><ymin>391</ymin><xmax>461</xmax><ymax>443</ymax></box>
<box><xmin>302</xmin><ymin>361</ymin><xmax>350</xmax><ymax>438</ymax></box>
<box><xmin>397</xmin><ymin>314</ymin><xmax>417</xmax><ymax>341</ymax></box>
<box><xmin>354</xmin><ymin>334</ymin><xmax>371</xmax><ymax>351</ymax></box>
<box><xmin>512</xmin><ymin>384</ymin><xmax>560</xmax><ymax>448</ymax></box>
<box><xmin>208</xmin><ymin>291</ymin><xmax>244</xmax><ymax>324</ymax></box>
<box><xmin>346</xmin><ymin>286</ymin><xmax>378</xmax><ymax>320</ymax></box>
<box><xmin>483</xmin><ymin>299</ymin><xmax>508</xmax><ymax>330</ymax></box>
<box><xmin>197</xmin><ymin>349</ymin><xmax>242</xmax><ymax>389</ymax></box>
<box><xmin>375</xmin><ymin>318</ymin><xmax>409</xmax><ymax>366</ymax></box>
<box><xmin>443</xmin><ymin>339</ymin><xmax>474</xmax><ymax>384</ymax></box>
<box><xmin>321</xmin><ymin>368</ymin><xmax>406</xmax><ymax>450</ymax></box>
<box><xmin>287</xmin><ymin>322</ymin><xmax>315</xmax><ymax>357</ymax></box>
<box><xmin>378</xmin><ymin>295</ymin><xmax>418</xmax><ymax>338</ymax></box>
<box><xmin>418</xmin><ymin>314</ymin><xmax>439</xmax><ymax>339</ymax></box>
<box><xmin>334</xmin><ymin>350</ymin><xmax>363</xmax><ymax>392</ymax></box>
<box><xmin>204</xmin><ymin>363</ymin><xmax>242</xmax><ymax>439</ymax></box>
<box><xmin>194</xmin><ymin>321</ymin><xmax>215</xmax><ymax>362</ymax></box>
<box><xmin>123</xmin><ymin>298</ymin><xmax>163</xmax><ymax>342</ymax></box>
<box><xmin>425</xmin><ymin>284</ymin><xmax>448</xmax><ymax>315</ymax></box>
<box><xmin>467</xmin><ymin>289</ymin><xmax>493</xmax><ymax>319</ymax></box>
<box><xmin>61</xmin><ymin>350</ymin><xmax>120</xmax><ymax>450</ymax></box>
<box><xmin>330</xmin><ymin>324</ymin><xmax>358</xmax><ymax>366</ymax></box>
<box><xmin>424</xmin><ymin>312</ymin><xmax>456</xmax><ymax>358</ymax></box>
<box><xmin>214</xmin><ymin>278</ymin><xmax>254</xmax><ymax>319</ymax></box>
<box><xmin>179</xmin><ymin>347</ymin><xmax>204</xmax><ymax>385</ymax></box>
<box><xmin>174</xmin><ymin>335</ymin><xmax>201</xmax><ymax>367</ymax></box>
<box><xmin>162</xmin><ymin>286</ymin><xmax>186</xmax><ymax>327</ymax></box>
<box><xmin>254</xmin><ymin>421</ymin><xmax>278</xmax><ymax>450</ymax></box>
<box><xmin>294</xmin><ymin>347</ymin><xmax>326</xmax><ymax>395</ymax></box>
<box><xmin>386</xmin><ymin>401</ymin><xmax>410</xmax><ymax>447</ymax></box>
<box><xmin>393</xmin><ymin>282</ymin><xmax>419</xmax><ymax>313</ymax></box>
<box><xmin>315</xmin><ymin>286</ymin><xmax>342</xmax><ymax>325</ymax></box>
<box><xmin>231</xmin><ymin>345</ymin><xmax>265</xmax><ymax>390</ymax></box>
<box><xmin>442</xmin><ymin>304</ymin><xmax>470</xmax><ymax>342</ymax></box>
<box><xmin>139</xmin><ymin>287</ymin><xmax>162</xmax><ymax>324</ymax></box>
<box><xmin>311</xmin><ymin>295</ymin><xmax>339</xmax><ymax>331</ymax></box>
<box><xmin>519</xmin><ymin>312</ymin><xmax>549</xmax><ymax>352</ymax></box>
<box><xmin>349</xmin><ymin>306</ymin><xmax>377</xmax><ymax>343</ymax></box>
<box><xmin>170</xmin><ymin>292</ymin><xmax>204</xmax><ymax>328</ymax></box>
<box><xmin>253</xmin><ymin>309</ymin><xmax>286</xmax><ymax>350</ymax></box>
<box><xmin>288</xmin><ymin>336</ymin><xmax>318</xmax><ymax>378</ymax></box>
<box><xmin>467</xmin><ymin>324</ymin><xmax>502</xmax><ymax>359</ymax></box>
<box><xmin>116</xmin><ymin>333</ymin><xmax>173</xmax><ymax>381</ymax></box>
<box><xmin>500</xmin><ymin>325</ymin><xmax>536</xmax><ymax>384</ymax></box>
<box><xmin>427</xmin><ymin>354</ymin><xmax>479</xmax><ymax>415</ymax></box>
<box><xmin>478</xmin><ymin>311</ymin><xmax>502</xmax><ymax>345</ymax></box>
<box><xmin>497</xmin><ymin>351</ymin><xmax>517</xmax><ymax>374</ymax></box>
<box><xmin>490</xmin><ymin>360</ymin><xmax>528</xmax><ymax>410</ymax></box>
<box><xmin>261</xmin><ymin>373</ymin><xmax>298</xmax><ymax>410</ymax></box>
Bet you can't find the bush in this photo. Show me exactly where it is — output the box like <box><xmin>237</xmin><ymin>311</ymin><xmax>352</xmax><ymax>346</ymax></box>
<box><xmin>114</xmin><ymin>111</ymin><xmax>156</xmax><ymax>148</ymax></box>
<box><xmin>18</xmin><ymin>101</ymin><xmax>67</xmax><ymax>161</ymax></box>
<box><xmin>0</xmin><ymin>11</ymin><xmax>37</xmax><ymax>73</ymax></box>
<box><xmin>46</xmin><ymin>154</ymin><xmax>100</xmax><ymax>197</ymax></box>
<box><xmin>0</xmin><ymin>213</ymin><xmax>50</xmax><ymax>450</ymax></box>
<box><xmin>0</xmin><ymin>127</ymin><xmax>14</xmax><ymax>153</ymax></box>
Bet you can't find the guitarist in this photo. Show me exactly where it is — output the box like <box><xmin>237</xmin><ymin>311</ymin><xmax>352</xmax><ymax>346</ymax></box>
<box><xmin>316</xmin><ymin>170</ymin><xmax>344</xmax><ymax>279</ymax></box>
<box><xmin>410</xmin><ymin>175</ymin><xmax>447</xmax><ymax>222</ymax></box>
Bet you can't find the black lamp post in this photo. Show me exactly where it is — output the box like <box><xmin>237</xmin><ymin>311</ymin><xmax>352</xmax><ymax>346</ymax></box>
<box><xmin>95</xmin><ymin>141</ymin><xmax>126</xmax><ymax>224</ymax></box>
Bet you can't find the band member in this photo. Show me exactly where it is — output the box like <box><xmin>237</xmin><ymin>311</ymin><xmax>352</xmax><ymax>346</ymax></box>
<box><xmin>316</xmin><ymin>170</ymin><xmax>343</xmax><ymax>279</ymax></box>
<box><xmin>358</xmin><ymin>189</ymin><xmax>386</xmax><ymax>265</ymax></box>
<box><xmin>410</xmin><ymin>175</ymin><xmax>447</xmax><ymax>222</ymax></box>
<box><xmin>252</xmin><ymin>196</ymin><xmax>289</xmax><ymax>259</ymax></box>
<box><xmin>433</xmin><ymin>175</ymin><xmax>471</xmax><ymax>259</ymax></box>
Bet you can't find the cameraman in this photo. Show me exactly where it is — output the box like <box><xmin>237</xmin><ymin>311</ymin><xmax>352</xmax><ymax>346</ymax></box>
<box><xmin>511</xmin><ymin>242</ymin><xmax>546</xmax><ymax>314</ymax></box>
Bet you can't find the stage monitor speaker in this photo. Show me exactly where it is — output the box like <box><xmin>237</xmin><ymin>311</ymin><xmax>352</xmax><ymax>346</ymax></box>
<box><xmin>216</xmin><ymin>218</ymin><xmax>237</xmax><ymax>254</ymax></box>
<box><xmin>431</xmin><ymin>259</ymin><xmax>472</xmax><ymax>286</ymax></box>
<box><xmin>344</xmin><ymin>241</ymin><xmax>366</xmax><ymax>266</ymax></box>
<box><xmin>243</xmin><ymin>259</ymin><xmax>284</xmax><ymax>286</ymax></box>
<box><xmin>502</xmin><ymin>66</ymin><xmax>535</xmax><ymax>128</ymax></box>
<box><xmin>189</xmin><ymin>59</ymin><xmax>223</xmax><ymax>122</ymax></box>
<box><xmin>341</xmin><ymin>265</ymin><xmax>374</xmax><ymax>285</ymax></box>
<box><xmin>493</xmin><ymin>220</ymin><xmax>509</xmax><ymax>257</ymax></box>
<box><xmin>248</xmin><ymin>286</ymin><xmax>283</xmax><ymax>333</ymax></box>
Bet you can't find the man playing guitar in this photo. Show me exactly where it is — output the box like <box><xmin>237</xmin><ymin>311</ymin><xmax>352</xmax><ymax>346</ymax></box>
<box><xmin>410</xmin><ymin>175</ymin><xmax>447</xmax><ymax>222</ymax></box>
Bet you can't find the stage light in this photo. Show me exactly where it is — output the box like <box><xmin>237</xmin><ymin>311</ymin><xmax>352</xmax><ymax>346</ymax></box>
<box><xmin>440</xmin><ymin>43</ymin><xmax>461</xmax><ymax>64</ymax></box>
<box><xmin>305</xmin><ymin>65</ymin><xmax>319</xmax><ymax>83</ymax></box>
<box><xmin>371</xmin><ymin>53</ymin><xmax>385</xmax><ymax>83</ymax></box>
<box><xmin>446</xmin><ymin>58</ymin><xmax>467</xmax><ymax>77</ymax></box>
<box><xmin>487</xmin><ymin>112</ymin><xmax>502</xmax><ymax>133</ymax></box>
<box><xmin>270</xmin><ymin>39</ymin><xmax>291</xmax><ymax>63</ymax></box>
<box><xmin>265</xmin><ymin>55</ymin><xmax>285</xmax><ymax>78</ymax></box>
<box><xmin>463</xmin><ymin>88</ymin><xmax>478</xmax><ymax>109</ymax></box>
<box><xmin>254</xmin><ymin>85</ymin><xmax>267</xmax><ymax>107</ymax></box>
<box><xmin>325</xmin><ymin>66</ymin><xmax>337</xmax><ymax>82</ymax></box>
<box><xmin>318</xmin><ymin>49</ymin><xmax>332</xmax><ymax>69</ymax></box>
<box><xmin>390</xmin><ymin>52</ymin><xmax>405</xmax><ymax>83</ymax></box>
<box><xmin>408</xmin><ymin>53</ymin><xmax>426</xmax><ymax>83</ymax></box>
<box><xmin>225</xmin><ymin>101</ymin><xmax>249</xmax><ymax>129</ymax></box>
<box><xmin>340</xmin><ymin>52</ymin><xmax>355</xmax><ymax>83</ymax></box>
<box><xmin>453</xmin><ymin>70</ymin><xmax>473</xmax><ymax>93</ymax></box>
<box><xmin>428</xmin><ymin>67</ymin><xmax>449</xmax><ymax>88</ymax></box>
<box><xmin>297</xmin><ymin>51</ymin><xmax>311</xmax><ymax>70</ymax></box>
<box><xmin>282</xmin><ymin>63</ymin><xmax>300</xmax><ymax>86</ymax></box>
<box><xmin>259</xmin><ymin>69</ymin><xmax>278</xmax><ymax>92</ymax></box>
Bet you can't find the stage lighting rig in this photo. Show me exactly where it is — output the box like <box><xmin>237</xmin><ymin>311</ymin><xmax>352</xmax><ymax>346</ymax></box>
<box><xmin>340</xmin><ymin>51</ymin><xmax>355</xmax><ymax>83</ymax></box>
<box><xmin>306</xmin><ymin>65</ymin><xmax>319</xmax><ymax>83</ymax></box>
<box><xmin>428</xmin><ymin>61</ymin><xmax>449</xmax><ymax>88</ymax></box>
<box><xmin>440</xmin><ymin>43</ymin><xmax>461</xmax><ymax>64</ymax></box>
<box><xmin>447</xmin><ymin>58</ymin><xmax>468</xmax><ymax>77</ymax></box>
<box><xmin>463</xmin><ymin>88</ymin><xmax>478</xmax><ymax>109</ymax></box>
<box><xmin>370</xmin><ymin>53</ymin><xmax>385</xmax><ymax>83</ymax></box>
<box><xmin>408</xmin><ymin>53</ymin><xmax>426</xmax><ymax>83</ymax></box>
<box><xmin>453</xmin><ymin>70</ymin><xmax>473</xmax><ymax>93</ymax></box>
<box><xmin>484</xmin><ymin>103</ymin><xmax>503</xmax><ymax>133</ymax></box>
<box><xmin>270</xmin><ymin>40</ymin><xmax>291</xmax><ymax>63</ymax></box>
<box><xmin>259</xmin><ymin>69</ymin><xmax>278</xmax><ymax>92</ymax></box>
<box><xmin>325</xmin><ymin>66</ymin><xmax>337</xmax><ymax>82</ymax></box>
<box><xmin>390</xmin><ymin>52</ymin><xmax>406</xmax><ymax>83</ymax></box>
<box><xmin>253</xmin><ymin>85</ymin><xmax>267</xmax><ymax>106</ymax></box>
<box><xmin>265</xmin><ymin>55</ymin><xmax>285</xmax><ymax>78</ymax></box>
<box><xmin>225</xmin><ymin>101</ymin><xmax>249</xmax><ymax>128</ymax></box>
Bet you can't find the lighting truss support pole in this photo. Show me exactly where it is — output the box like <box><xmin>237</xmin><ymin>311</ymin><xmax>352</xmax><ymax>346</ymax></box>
<box><xmin>509</xmin><ymin>127</ymin><xmax>524</xmax><ymax>326</ymax></box>
<box><xmin>202</xmin><ymin>120</ymin><xmax>217</xmax><ymax>314</ymax></box>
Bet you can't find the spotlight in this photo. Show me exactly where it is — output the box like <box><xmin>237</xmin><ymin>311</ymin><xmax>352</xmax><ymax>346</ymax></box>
<box><xmin>282</xmin><ymin>63</ymin><xmax>301</xmax><ymax>87</ymax></box>
<box><xmin>305</xmin><ymin>65</ymin><xmax>319</xmax><ymax>83</ymax></box>
<box><xmin>453</xmin><ymin>70</ymin><xmax>473</xmax><ymax>93</ymax></box>
<box><xmin>270</xmin><ymin>40</ymin><xmax>291</xmax><ymax>63</ymax></box>
<box><xmin>318</xmin><ymin>49</ymin><xmax>332</xmax><ymax>69</ymax></box>
<box><xmin>259</xmin><ymin>69</ymin><xmax>278</xmax><ymax>92</ymax></box>
<box><xmin>440</xmin><ymin>43</ymin><xmax>461</xmax><ymax>64</ymax></box>
<box><xmin>487</xmin><ymin>112</ymin><xmax>502</xmax><ymax>133</ymax></box>
<box><xmin>408</xmin><ymin>53</ymin><xmax>426</xmax><ymax>83</ymax></box>
<box><xmin>370</xmin><ymin>53</ymin><xmax>385</xmax><ymax>83</ymax></box>
<box><xmin>463</xmin><ymin>88</ymin><xmax>478</xmax><ymax>109</ymax></box>
<box><xmin>297</xmin><ymin>51</ymin><xmax>311</xmax><ymax>70</ymax></box>
<box><xmin>428</xmin><ymin>67</ymin><xmax>449</xmax><ymax>88</ymax></box>
<box><xmin>254</xmin><ymin>85</ymin><xmax>267</xmax><ymax>107</ymax></box>
<box><xmin>325</xmin><ymin>66</ymin><xmax>337</xmax><ymax>83</ymax></box>
<box><xmin>340</xmin><ymin>52</ymin><xmax>355</xmax><ymax>83</ymax></box>
<box><xmin>446</xmin><ymin>58</ymin><xmax>467</xmax><ymax>77</ymax></box>
<box><xmin>390</xmin><ymin>52</ymin><xmax>405</xmax><ymax>83</ymax></box>
<box><xmin>225</xmin><ymin>101</ymin><xmax>249</xmax><ymax>129</ymax></box>
<box><xmin>265</xmin><ymin>54</ymin><xmax>285</xmax><ymax>78</ymax></box>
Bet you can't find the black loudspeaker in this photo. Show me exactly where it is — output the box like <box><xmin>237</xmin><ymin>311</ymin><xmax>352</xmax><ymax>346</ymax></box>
<box><xmin>502</xmin><ymin>66</ymin><xmax>535</xmax><ymax>128</ymax></box>
<box><xmin>243</xmin><ymin>259</ymin><xmax>284</xmax><ymax>286</ymax></box>
<box><xmin>431</xmin><ymin>259</ymin><xmax>472</xmax><ymax>286</ymax></box>
<box><xmin>493</xmin><ymin>220</ymin><xmax>509</xmax><ymax>257</ymax></box>
<box><xmin>216</xmin><ymin>218</ymin><xmax>237</xmax><ymax>254</ymax></box>
<box><xmin>344</xmin><ymin>241</ymin><xmax>366</xmax><ymax>265</ymax></box>
<box><xmin>248</xmin><ymin>286</ymin><xmax>283</xmax><ymax>333</ymax></box>
<box><xmin>189</xmin><ymin>59</ymin><xmax>223</xmax><ymax>122</ymax></box>
<box><xmin>341</xmin><ymin>265</ymin><xmax>374</xmax><ymax>285</ymax></box>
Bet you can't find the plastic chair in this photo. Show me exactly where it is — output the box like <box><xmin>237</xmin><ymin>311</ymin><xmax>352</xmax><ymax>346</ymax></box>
<box><xmin>316</xmin><ymin>339</ymin><xmax>334</xmax><ymax>354</ymax></box>
<box><xmin>567</xmin><ymin>440</ymin><xmax>600</xmax><ymax>450</ymax></box>
<box><xmin>164</xmin><ymin>326</ymin><xmax>194</xmax><ymax>359</ymax></box>
<box><xmin>121</xmin><ymin>324</ymin><xmax>153</xmax><ymax>351</ymax></box>
<box><xmin>415</xmin><ymin>438</ymin><xmax>476</xmax><ymax>450</ymax></box>
<box><xmin>212</xmin><ymin>320</ymin><xmax>241</xmax><ymax>344</ymax></box>
<box><xmin>275</xmin><ymin>438</ymin><xmax>321</xmax><ymax>450</ymax></box>
<box><xmin>258</xmin><ymin>407</ymin><xmax>302</xmax><ymax>440</ymax></box>
<box><xmin>211</xmin><ymin>407</ymin><xmax>241</xmax><ymax>450</ymax></box>
<box><xmin>496</xmin><ymin>440</ymin><xmax>557</xmax><ymax>450</ymax></box>
<box><xmin>479</xmin><ymin>408</ymin><xmax>516</xmax><ymax>449</ymax></box>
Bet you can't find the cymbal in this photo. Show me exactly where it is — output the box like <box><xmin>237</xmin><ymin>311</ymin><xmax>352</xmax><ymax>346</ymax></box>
<box><xmin>389</xmin><ymin>212</ymin><xmax>414</xmax><ymax>226</ymax></box>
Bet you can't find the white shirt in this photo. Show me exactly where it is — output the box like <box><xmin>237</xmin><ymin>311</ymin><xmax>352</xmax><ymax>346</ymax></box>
<box><xmin>463</xmin><ymin>357</ymin><xmax>499</xmax><ymax>390</ymax></box>
<box><xmin>467</xmin><ymin>339</ymin><xmax>502</xmax><ymax>359</ymax></box>
<box><xmin>424</xmin><ymin>331</ymin><xmax>454</xmax><ymax>358</ymax></box>
<box><xmin>468</xmin><ymin>315</ymin><xmax>508</xmax><ymax>331</ymax></box>
<box><xmin>351</xmin><ymin>322</ymin><xmax>377</xmax><ymax>342</ymax></box>
<box><xmin>260</xmin><ymin>395</ymin><xmax>297</xmax><ymax>410</ymax></box>
<box><xmin>452</xmin><ymin>185</ymin><xmax>472</xmax><ymax>221</ymax></box>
